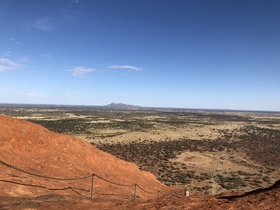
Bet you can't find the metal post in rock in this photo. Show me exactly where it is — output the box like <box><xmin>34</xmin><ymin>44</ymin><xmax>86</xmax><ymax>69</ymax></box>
<box><xmin>91</xmin><ymin>173</ymin><xmax>95</xmax><ymax>199</ymax></box>
<box><xmin>134</xmin><ymin>184</ymin><xmax>137</xmax><ymax>201</ymax></box>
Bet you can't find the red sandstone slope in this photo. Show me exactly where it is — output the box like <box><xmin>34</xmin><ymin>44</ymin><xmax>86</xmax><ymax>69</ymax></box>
<box><xmin>0</xmin><ymin>114</ymin><xmax>175</xmax><ymax>199</ymax></box>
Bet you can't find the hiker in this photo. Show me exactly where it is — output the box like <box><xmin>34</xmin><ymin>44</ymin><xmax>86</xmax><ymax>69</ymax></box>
<box><xmin>185</xmin><ymin>190</ymin><xmax>189</xmax><ymax>197</ymax></box>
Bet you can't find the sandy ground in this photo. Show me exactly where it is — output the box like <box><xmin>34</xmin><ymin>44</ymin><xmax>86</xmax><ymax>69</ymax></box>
<box><xmin>76</xmin><ymin>122</ymin><xmax>246</xmax><ymax>144</ymax></box>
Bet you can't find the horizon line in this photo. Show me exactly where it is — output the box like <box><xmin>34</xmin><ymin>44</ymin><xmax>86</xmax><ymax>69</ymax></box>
<box><xmin>0</xmin><ymin>102</ymin><xmax>279</xmax><ymax>113</ymax></box>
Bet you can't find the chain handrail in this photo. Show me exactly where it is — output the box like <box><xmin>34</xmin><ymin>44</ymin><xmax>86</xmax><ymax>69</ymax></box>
<box><xmin>0</xmin><ymin>159</ymin><xmax>173</xmax><ymax>199</ymax></box>
<box><xmin>94</xmin><ymin>173</ymin><xmax>135</xmax><ymax>187</ymax></box>
<box><xmin>136</xmin><ymin>184</ymin><xmax>159</xmax><ymax>194</ymax></box>
<box><xmin>0</xmin><ymin>179</ymin><xmax>89</xmax><ymax>196</ymax></box>
<box><xmin>0</xmin><ymin>160</ymin><xmax>92</xmax><ymax>180</ymax></box>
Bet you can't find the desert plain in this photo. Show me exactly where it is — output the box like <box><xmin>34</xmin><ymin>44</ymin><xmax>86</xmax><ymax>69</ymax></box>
<box><xmin>0</xmin><ymin>104</ymin><xmax>279</xmax><ymax>196</ymax></box>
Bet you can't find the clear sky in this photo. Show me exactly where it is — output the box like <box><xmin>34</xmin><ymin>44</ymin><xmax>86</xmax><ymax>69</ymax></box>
<box><xmin>1</xmin><ymin>0</ymin><xmax>280</xmax><ymax>111</ymax></box>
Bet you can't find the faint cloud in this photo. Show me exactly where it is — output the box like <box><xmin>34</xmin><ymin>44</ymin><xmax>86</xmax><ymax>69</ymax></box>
<box><xmin>0</xmin><ymin>58</ymin><xmax>22</xmax><ymax>72</ymax></box>
<box><xmin>42</xmin><ymin>54</ymin><xmax>51</xmax><ymax>58</ymax></box>
<box><xmin>18</xmin><ymin>55</ymin><xmax>30</xmax><ymax>63</ymax></box>
<box><xmin>27</xmin><ymin>93</ymin><xmax>45</xmax><ymax>97</ymax></box>
<box><xmin>6</xmin><ymin>38</ymin><xmax>21</xmax><ymax>45</ymax></box>
<box><xmin>108</xmin><ymin>65</ymin><xmax>143</xmax><ymax>72</ymax></box>
<box><xmin>71</xmin><ymin>0</ymin><xmax>82</xmax><ymax>5</ymax></box>
<box><xmin>67</xmin><ymin>64</ymin><xmax>142</xmax><ymax>79</ymax></box>
<box><xmin>67</xmin><ymin>92</ymin><xmax>73</xmax><ymax>98</ymax></box>
<box><xmin>62</xmin><ymin>0</ymin><xmax>83</xmax><ymax>21</ymax></box>
<box><xmin>63</xmin><ymin>12</ymin><xmax>78</xmax><ymax>21</ymax></box>
<box><xmin>62</xmin><ymin>7</ymin><xmax>79</xmax><ymax>22</ymax></box>
<box><xmin>25</xmin><ymin>17</ymin><xmax>54</xmax><ymax>31</ymax></box>
<box><xmin>67</xmin><ymin>66</ymin><xmax>96</xmax><ymax>78</ymax></box>
<box><xmin>5</xmin><ymin>38</ymin><xmax>15</xmax><ymax>41</ymax></box>
<box><xmin>67</xmin><ymin>91</ymin><xmax>79</xmax><ymax>98</ymax></box>
<box><xmin>1</xmin><ymin>51</ymin><xmax>11</xmax><ymax>57</ymax></box>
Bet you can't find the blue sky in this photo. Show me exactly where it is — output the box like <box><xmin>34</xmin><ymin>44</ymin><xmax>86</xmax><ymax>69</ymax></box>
<box><xmin>1</xmin><ymin>0</ymin><xmax>280</xmax><ymax>111</ymax></box>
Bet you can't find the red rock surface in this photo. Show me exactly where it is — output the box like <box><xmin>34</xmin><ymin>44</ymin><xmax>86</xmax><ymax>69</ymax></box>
<box><xmin>0</xmin><ymin>114</ymin><xmax>279</xmax><ymax>209</ymax></box>
<box><xmin>0</xmin><ymin>114</ymin><xmax>176</xmax><ymax>200</ymax></box>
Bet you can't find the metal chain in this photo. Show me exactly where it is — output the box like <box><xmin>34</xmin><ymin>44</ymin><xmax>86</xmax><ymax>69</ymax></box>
<box><xmin>136</xmin><ymin>184</ymin><xmax>159</xmax><ymax>194</ymax></box>
<box><xmin>0</xmin><ymin>160</ymin><xmax>92</xmax><ymax>180</ymax></box>
<box><xmin>94</xmin><ymin>173</ymin><xmax>135</xmax><ymax>187</ymax></box>
<box><xmin>1</xmin><ymin>159</ymin><xmax>176</xmax><ymax>197</ymax></box>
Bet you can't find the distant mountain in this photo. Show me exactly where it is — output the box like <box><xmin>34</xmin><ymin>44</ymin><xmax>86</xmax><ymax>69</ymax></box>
<box><xmin>105</xmin><ymin>102</ymin><xmax>141</xmax><ymax>109</ymax></box>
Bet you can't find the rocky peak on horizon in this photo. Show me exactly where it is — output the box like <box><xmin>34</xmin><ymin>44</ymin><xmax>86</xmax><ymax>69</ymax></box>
<box><xmin>105</xmin><ymin>102</ymin><xmax>141</xmax><ymax>109</ymax></box>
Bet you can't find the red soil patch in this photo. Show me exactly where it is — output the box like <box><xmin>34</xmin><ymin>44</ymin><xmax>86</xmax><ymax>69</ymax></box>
<box><xmin>184</xmin><ymin>156</ymin><xmax>197</xmax><ymax>161</ymax></box>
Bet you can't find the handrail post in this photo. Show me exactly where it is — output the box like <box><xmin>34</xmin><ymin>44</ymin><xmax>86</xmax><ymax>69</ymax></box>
<box><xmin>133</xmin><ymin>184</ymin><xmax>137</xmax><ymax>201</ymax></box>
<box><xmin>91</xmin><ymin>173</ymin><xmax>95</xmax><ymax>199</ymax></box>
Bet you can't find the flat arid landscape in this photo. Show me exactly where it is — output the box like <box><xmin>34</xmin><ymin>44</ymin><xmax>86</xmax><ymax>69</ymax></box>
<box><xmin>0</xmin><ymin>104</ymin><xmax>280</xmax><ymax>209</ymax></box>
<box><xmin>1</xmin><ymin>104</ymin><xmax>280</xmax><ymax>193</ymax></box>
